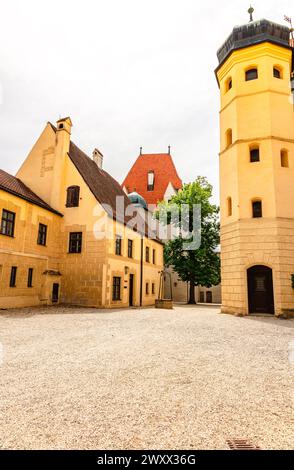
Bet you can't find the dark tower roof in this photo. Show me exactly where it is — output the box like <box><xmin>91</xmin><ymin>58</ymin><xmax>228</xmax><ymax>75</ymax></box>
<box><xmin>217</xmin><ymin>19</ymin><xmax>291</xmax><ymax>67</ymax></box>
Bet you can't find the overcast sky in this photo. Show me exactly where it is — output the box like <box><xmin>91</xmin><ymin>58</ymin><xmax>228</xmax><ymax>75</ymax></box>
<box><xmin>0</xmin><ymin>0</ymin><xmax>293</xmax><ymax>203</ymax></box>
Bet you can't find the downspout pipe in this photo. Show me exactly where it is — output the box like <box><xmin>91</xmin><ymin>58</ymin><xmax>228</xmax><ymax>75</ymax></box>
<box><xmin>140</xmin><ymin>236</ymin><xmax>143</xmax><ymax>306</ymax></box>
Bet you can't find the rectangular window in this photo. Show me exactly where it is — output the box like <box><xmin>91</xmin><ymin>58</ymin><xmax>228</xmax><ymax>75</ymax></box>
<box><xmin>66</xmin><ymin>186</ymin><xmax>80</xmax><ymax>207</ymax></box>
<box><xmin>10</xmin><ymin>266</ymin><xmax>17</xmax><ymax>287</ymax></box>
<box><xmin>147</xmin><ymin>171</ymin><xmax>155</xmax><ymax>191</ymax></box>
<box><xmin>37</xmin><ymin>223</ymin><xmax>47</xmax><ymax>246</ymax></box>
<box><xmin>1</xmin><ymin>209</ymin><xmax>15</xmax><ymax>237</ymax></box>
<box><xmin>152</xmin><ymin>249</ymin><xmax>156</xmax><ymax>264</ymax></box>
<box><xmin>115</xmin><ymin>235</ymin><xmax>122</xmax><ymax>255</ymax></box>
<box><xmin>146</xmin><ymin>247</ymin><xmax>150</xmax><ymax>263</ymax></box>
<box><xmin>152</xmin><ymin>283</ymin><xmax>155</xmax><ymax>295</ymax></box>
<box><xmin>69</xmin><ymin>232</ymin><xmax>82</xmax><ymax>253</ymax></box>
<box><xmin>250</xmin><ymin>148</ymin><xmax>260</xmax><ymax>163</ymax></box>
<box><xmin>252</xmin><ymin>201</ymin><xmax>262</xmax><ymax>218</ymax></box>
<box><xmin>128</xmin><ymin>239</ymin><xmax>133</xmax><ymax>258</ymax></box>
<box><xmin>27</xmin><ymin>268</ymin><xmax>33</xmax><ymax>288</ymax></box>
<box><xmin>112</xmin><ymin>277</ymin><xmax>121</xmax><ymax>301</ymax></box>
<box><xmin>227</xmin><ymin>197</ymin><xmax>232</xmax><ymax>217</ymax></box>
<box><xmin>146</xmin><ymin>282</ymin><xmax>149</xmax><ymax>295</ymax></box>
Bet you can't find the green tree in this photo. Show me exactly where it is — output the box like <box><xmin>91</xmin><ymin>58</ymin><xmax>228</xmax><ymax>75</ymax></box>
<box><xmin>157</xmin><ymin>177</ymin><xmax>220</xmax><ymax>304</ymax></box>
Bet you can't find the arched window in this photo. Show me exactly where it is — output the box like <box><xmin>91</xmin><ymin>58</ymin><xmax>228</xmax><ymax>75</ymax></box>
<box><xmin>281</xmin><ymin>149</ymin><xmax>289</xmax><ymax>167</ymax></box>
<box><xmin>252</xmin><ymin>200</ymin><xmax>262</xmax><ymax>218</ymax></box>
<box><xmin>245</xmin><ymin>68</ymin><xmax>258</xmax><ymax>81</ymax></box>
<box><xmin>250</xmin><ymin>145</ymin><xmax>260</xmax><ymax>163</ymax></box>
<box><xmin>226</xmin><ymin>129</ymin><xmax>232</xmax><ymax>148</ymax></box>
<box><xmin>66</xmin><ymin>186</ymin><xmax>80</xmax><ymax>207</ymax></box>
<box><xmin>227</xmin><ymin>197</ymin><xmax>232</xmax><ymax>216</ymax></box>
<box><xmin>225</xmin><ymin>77</ymin><xmax>232</xmax><ymax>92</ymax></box>
<box><xmin>273</xmin><ymin>66</ymin><xmax>283</xmax><ymax>79</ymax></box>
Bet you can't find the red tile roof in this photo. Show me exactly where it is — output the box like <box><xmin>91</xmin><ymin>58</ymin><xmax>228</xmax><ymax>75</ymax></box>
<box><xmin>122</xmin><ymin>153</ymin><xmax>182</xmax><ymax>206</ymax></box>
<box><xmin>0</xmin><ymin>169</ymin><xmax>63</xmax><ymax>216</ymax></box>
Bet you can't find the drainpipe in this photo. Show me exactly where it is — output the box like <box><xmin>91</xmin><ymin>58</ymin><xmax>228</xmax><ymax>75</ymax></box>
<box><xmin>140</xmin><ymin>236</ymin><xmax>143</xmax><ymax>306</ymax></box>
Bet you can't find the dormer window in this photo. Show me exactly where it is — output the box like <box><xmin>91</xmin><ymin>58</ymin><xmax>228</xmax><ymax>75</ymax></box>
<box><xmin>147</xmin><ymin>171</ymin><xmax>155</xmax><ymax>191</ymax></box>
<box><xmin>66</xmin><ymin>186</ymin><xmax>80</xmax><ymax>207</ymax></box>
<box><xmin>245</xmin><ymin>68</ymin><xmax>258</xmax><ymax>81</ymax></box>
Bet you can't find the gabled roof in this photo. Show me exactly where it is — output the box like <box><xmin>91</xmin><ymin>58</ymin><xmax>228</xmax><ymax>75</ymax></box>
<box><xmin>122</xmin><ymin>153</ymin><xmax>182</xmax><ymax>206</ymax></box>
<box><xmin>0</xmin><ymin>169</ymin><xmax>63</xmax><ymax>216</ymax></box>
<box><xmin>69</xmin><ymin>141</ymin><xmax>134</xmax><ymax>225</ymax></box>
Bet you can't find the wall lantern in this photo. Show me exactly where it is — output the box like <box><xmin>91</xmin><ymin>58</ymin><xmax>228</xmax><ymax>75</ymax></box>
<box><xmin>291</xmin><ymin>274</ymin><xmax>294</xmax><ymax>289</ymax></box>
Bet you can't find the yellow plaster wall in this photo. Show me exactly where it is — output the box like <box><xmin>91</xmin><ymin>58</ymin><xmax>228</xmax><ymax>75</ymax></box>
<box><xmin>217</xmin><ymin>41</ymin><xmax>294</xmax><ymax>316</ymax></box>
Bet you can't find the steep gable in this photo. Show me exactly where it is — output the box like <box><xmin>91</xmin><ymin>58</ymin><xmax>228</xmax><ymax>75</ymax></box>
<box><xmin>122</xmin><ymin>153</ymin><xmax>182</xmax><ymax>206</ymax></box>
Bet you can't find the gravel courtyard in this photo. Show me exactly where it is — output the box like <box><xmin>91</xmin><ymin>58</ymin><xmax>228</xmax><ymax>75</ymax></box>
<box><xmin>0</xmin><ymin>305</ymin><xmax>293</xmax><ymax>450</ymax></box>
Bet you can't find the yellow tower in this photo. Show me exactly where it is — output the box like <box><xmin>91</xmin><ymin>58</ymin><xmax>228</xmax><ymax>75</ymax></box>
<box><xmin>216</xmin><ymin>15</ymin><xmax>294</xmax><ymax>316</ymax></box>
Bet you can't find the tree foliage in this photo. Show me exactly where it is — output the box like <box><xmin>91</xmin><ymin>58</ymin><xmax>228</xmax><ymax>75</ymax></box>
<box><xmin>156</xmin><ymin>177</ymin><xmax>220</xmax><ymax>303</ymax></box>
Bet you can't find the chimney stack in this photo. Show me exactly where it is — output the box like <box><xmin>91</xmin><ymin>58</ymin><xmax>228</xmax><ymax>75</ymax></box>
<box><xmin>93</xmin><ymin>148</ymin><xmax>103</xmax><ymax>169</ymax></box>
<box><xmin>168</xmin><ymin>145</ymin><xmax>171</xmax><ymax>154</ymax></box>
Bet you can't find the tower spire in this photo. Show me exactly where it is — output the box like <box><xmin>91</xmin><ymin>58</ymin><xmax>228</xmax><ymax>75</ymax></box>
<box><xmin>248</xmin><ymin>5</ymin><xmax>254</xmax><ymax>23</ymax></box>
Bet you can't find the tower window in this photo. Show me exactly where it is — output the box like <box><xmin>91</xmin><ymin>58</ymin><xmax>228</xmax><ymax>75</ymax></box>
<box><xmin>281</xmin><ymin>149</ymin><xmax>289</xmax><ymax>168</ymax></box>
<box><xmin>147</xmin><ymin>171</ymin><xmax>155</xmax><ymax>191</ymax></box>
<box><xmin>226</xmin><ymin>129</ymin><xmax>232</xmax><ymax>148</ymax></box>
<box><xmin>273</xmin><ymin>67</ymin><xmax>282</xmax><ymax>79</ymax></box>
<box><xmin>66</xmin><ymin>186</ymin><xmax>80</xmax><ymax>207</ymax></box>
<box><xmin>245</xmin><ymin>68</ymin><xmax>258</xmax><ymax>81</ymax></box>
<box><xmin>225</xmin><ymin>77</ymin><xmax>232</xmax><ymax>92</ymax></box>
<box><xmin>227</xmin><ymin>197</ymin><xmax>232</xmax><ymax>217</ymax></box>
<box><xmin>250</xmin><ymin>146</ymin><xmax>260</xmax><ymax>163</ymax></box>
<box><xmin>252</xmin><ymin>200</ymin><xmax>262</xmax><ymax>218</ymax></box>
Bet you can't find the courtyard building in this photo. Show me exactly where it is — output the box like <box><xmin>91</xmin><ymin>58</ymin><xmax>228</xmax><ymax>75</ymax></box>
<box><xmin>216</xmin><ymin>17</ymin><xmax>294</xmax><ymax>316</ymax></box>
<box><xmin>0</xmin><ymin>118</ymin><xmax>163</xmax><ymax>309</ymax></box>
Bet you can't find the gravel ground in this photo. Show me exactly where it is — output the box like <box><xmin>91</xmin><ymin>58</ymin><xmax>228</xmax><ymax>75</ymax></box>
<box><xmin>0</xmin><ymin>304</ymin><xmax>293</xmax><ymax>450</ymax></box>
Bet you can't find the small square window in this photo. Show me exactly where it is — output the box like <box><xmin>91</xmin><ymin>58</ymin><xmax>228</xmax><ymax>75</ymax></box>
<box><xmin>273</xmin><ymin>68</ymin><xmax>281</xmax><ymax>79</ymax></box>
<box><xmin>246</xmin><ymin>68</ymin><xmax>258</xmax><ymax>81</ymax></box>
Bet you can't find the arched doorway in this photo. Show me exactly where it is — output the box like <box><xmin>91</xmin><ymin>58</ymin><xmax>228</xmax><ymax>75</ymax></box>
<box><xmin>247</xmin><ymin>265</ymin><xmax>274</xmax><ymax>314</ymax></box>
